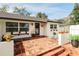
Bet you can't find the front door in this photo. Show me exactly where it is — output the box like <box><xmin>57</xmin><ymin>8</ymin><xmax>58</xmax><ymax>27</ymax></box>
<box><xmin>35</xmin><ymin>23</ymin><xmax>40</xmax><ymax>35</ymax></box>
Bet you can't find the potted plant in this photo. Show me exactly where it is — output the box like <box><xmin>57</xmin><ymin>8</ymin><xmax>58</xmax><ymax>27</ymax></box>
<box><xmin>70</xmin><ymin>35</ymin><xmax>79</xmax><ymax>48</ymax></box>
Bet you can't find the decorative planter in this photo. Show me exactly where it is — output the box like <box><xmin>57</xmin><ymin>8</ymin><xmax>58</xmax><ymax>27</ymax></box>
<box><xmin>78</xmin><ymin>41</ymin><xmax>79</xmax><ymax>47</ymax></box>
<box><xmin>71</xmin><ymin>40</ymin><xmax>78</xmax><ymax>48</ymax></box>
<box><xmin>70</xmin><ymin>25</ymin><xmax>79</xmax><ymax>48</ymax></box>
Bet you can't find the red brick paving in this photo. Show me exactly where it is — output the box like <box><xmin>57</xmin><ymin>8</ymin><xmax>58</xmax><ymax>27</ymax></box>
<box><xmin>22</xmin><ymin>37</ymin><xmax>58</xmax><ymax>56</ymax></box>
<box><xmin>58</xmin><ymin>50</ymin><xmax>70</xmax><ymax>56</ymax></box>
<box><xmin>14</xmin><ymin>37</ymin><xmax>79</xmax><ymax>56</ymax></box>
<box><xmin>63</xmin><ymin>44</ymin><xmax>79</xmax><ymax>56</ymax></box>
<box><xmin>42</xmin><ymin>47</ymin><xmax>64</xmax><ymax>56</ymax></box>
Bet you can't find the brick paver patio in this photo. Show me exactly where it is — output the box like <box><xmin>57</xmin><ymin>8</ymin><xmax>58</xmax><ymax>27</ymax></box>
<box><xmin>14</xmin><ymin>37</ymin><xmax>79</xmax><ymax>56</ymax></box>
<box><xmin>22</xmin><ymin>37</ymin><xmax>58</xmax><ymax>56</ymax></box>
<box><xmin>63</xmin><ymin>44</ymin><xmax>79</xmax><ymax>56</ymax></box>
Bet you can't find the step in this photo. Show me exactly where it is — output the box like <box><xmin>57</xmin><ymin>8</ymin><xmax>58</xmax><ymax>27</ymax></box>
<box><xmin>58</xmin><ymin>50</ymin><xmax>70</xmax><ymax>56</ymax></box>
<box><xmin>16</xmin><ymin>53</ymin><xmax>26</xmax><ymax>56</ymax></box>
<box><xmin>42</xmin><ymin>47</ymin><xmax>64</xmax><ymax>56</ymax></box>
<box><xmin>37</xmin><ymin>45</ymin><xmax>61</xmax><ymax>56</ymax></box>
<box><xmin>14</xmin><ymin>42</ymin><xmax>22</xmax><ymax>45</ymax></box>
<box><xmin>69</xmin><ymin>51</ymin><xmax>79</xmax><ymax>56</ymax></box>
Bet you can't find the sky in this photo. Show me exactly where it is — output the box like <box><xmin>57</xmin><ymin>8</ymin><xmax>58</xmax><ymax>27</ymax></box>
<box><xmin>0</xmin><ymin>3</ymin><xmax>74</xmax><ymax>20</ymax></box>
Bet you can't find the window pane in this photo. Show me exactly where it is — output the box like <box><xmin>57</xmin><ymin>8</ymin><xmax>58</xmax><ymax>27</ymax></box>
<box><xmin>54</xmin><ymin>25</ymin><xmax>57</xmax><ymax>29</ymax></box>
<box><xmin>20</xmin><ymin>23</ymin><xmax>29</xmax><ymax>31</ymax></box>
<box><xmin>20</xmin><ymin>23</ymin><xmax>29</xmax><ymax>28</ymax></box>
<box><xmin>20</xmin><ymin>28</ymin><xmax>28</xmax><ymax>31</ymax></box>
<box><xmin>6</xmin><ymin>22</ymin><xmax>18</xmax><ymax>28</ymax></box>
<box><xmin>6</xmin><ymin>22</ymin><xmax>18</xmax><ymax>32</ymax></box>
<box><xmin>50</xmin><ymin>24</ymin><xmax>53</xmax><ymax>29</ymax></box>
<box><xmin>6</xmin><ymin>28</ymin><xmax>18</xmax><ymax>32</ymax></box>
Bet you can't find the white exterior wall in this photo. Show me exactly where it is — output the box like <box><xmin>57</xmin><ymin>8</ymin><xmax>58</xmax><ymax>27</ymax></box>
<box><xmin>0</xmin><ymin>19</ymin><xmax>48</xmax><ymax>40</ymax></box>
<box><xmin>46</xmin><ymin>22</ymin><xmax>59</xmax><ymax>38</ymax></box>
<box><xmin>0</xmin><ymin>19</ymin><xmax>36</xmax><ymax>41</ymax></box>
<box><xmin>40</xmin><ymin>23</ymin><xmax>47</xmax><ymax>36</ymax></box>
<box><xmin>59</xmin><ymin>24</ymin><xmax>70</xmax><ymax>32</ymax></box>
<box><xmin>29</xmin><ymin>22</ymin><xmax>35</xmax><ymax>35</ymax></box>
<box><xmin>0</xmin><ymin>19</ymin><xmax>63</xmax><ymax>41</ymax></box>
<box><xmin>0</xmin><ymin>20</ymin><xmax>5</xmax><ymax>41</ymax></box>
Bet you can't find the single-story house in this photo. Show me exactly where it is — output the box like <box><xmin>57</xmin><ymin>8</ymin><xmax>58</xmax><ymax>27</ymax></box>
<box><xmin>0</xmin><ymin>12</ymin><xmax>62</xmax><ymax>41</ymax></box>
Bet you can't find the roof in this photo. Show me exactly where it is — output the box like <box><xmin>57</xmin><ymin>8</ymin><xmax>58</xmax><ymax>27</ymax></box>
<box><xmin>47</xmin><ymin>20</ymin><xmax>63</xmax><ymax>23</ymax></box>
<box><xmin>0</xmin><ymin>12</ymin><xmax>62</xmax><ymax>23</ymax></box>
<box><xmin>0</xmin><ymin>12</ymin><xmax>47</xmax><ymax>22</ymax></box>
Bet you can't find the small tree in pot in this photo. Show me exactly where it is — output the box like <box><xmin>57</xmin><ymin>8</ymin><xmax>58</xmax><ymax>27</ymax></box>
<box><xmin>70</xmin><ymin>35</ymin><xmax>79</xmax><ymax>48</ymax></box>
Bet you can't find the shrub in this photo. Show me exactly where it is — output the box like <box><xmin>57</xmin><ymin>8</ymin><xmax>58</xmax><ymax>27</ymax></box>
<box><xmin>70</xmin><ymin>35</ymin><xmax>79</xmax><ymax>41</ymax></box>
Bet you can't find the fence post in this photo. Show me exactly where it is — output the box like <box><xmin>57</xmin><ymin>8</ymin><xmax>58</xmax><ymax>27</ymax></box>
<box><xmin>58</xmin><ymin>33</ymin><xmax>62</xmax><ymax>45</ymax></box>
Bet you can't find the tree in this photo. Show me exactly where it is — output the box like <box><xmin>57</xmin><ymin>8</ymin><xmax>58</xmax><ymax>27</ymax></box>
<box><xmin>42</xmin><ymin>13</ymin><xmax>48</xmax><ymax>19</ymax></box>
<box><xmin>36</xmin><ymin>12</ymin><xmax>48</xmax><ymax>19</ymax></box>
<box><xmin>13</xmin><ymin>6</ymin><xmax>30</xmax><ymax>16</ymax></box>
<box><xmin>69</xmin><ymin>3</ymin><xmax>79</xmax><ymax>25</ymax></box>
<box><xmin>0</xmin><ymin>5</ymin><xmax>9</xmax><ymax>12</ymax></box>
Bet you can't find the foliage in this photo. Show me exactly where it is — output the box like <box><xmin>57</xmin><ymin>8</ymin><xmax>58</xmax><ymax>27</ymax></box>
<box><xmin>70</xmin><ymin>35</ymin><xmax>79</xmax><ymax>41</ymax></box>
<box><xmin>70</xmin><ymin>3</ymin><xmax>79</xmax><ymax>25</ymax></box>
<box><xmin>13</xmin><ymin>6</ymin><xmax>30</xmax><ymax>16</ymax></box>
<box><xmin>0</xmin><ymin>5</ymin><xmax>9</xmax><ymax>12</ymax></box>
<box><xmin>36</xmin><ymin>12</ymin><xmax>48</xmax><ymax>19</ymax></box>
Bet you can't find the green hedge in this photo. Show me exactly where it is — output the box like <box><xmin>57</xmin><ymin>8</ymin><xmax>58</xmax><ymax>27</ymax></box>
<box><xmin>70</xmin><ymin>35</ymin><xmax>79</xmax><ymax>41</ymax></box>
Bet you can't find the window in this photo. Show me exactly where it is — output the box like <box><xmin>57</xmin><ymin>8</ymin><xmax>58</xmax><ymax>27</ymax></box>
<box><xmin>50</xmin><ymin>24</ymin><xmax>57</xmax><ymax>30</ymax></box>
<box><xmin>54</xmin><ymin>24</ymin><xmax>57</xmax><ymax>29</ymax></box>
<box><xmin>50</xmin><ymin>24</ymin><xmax>53</xmax><ymax>29</ymax></box>
<box><xmin>20</xmin><ymin>23</ymin><xmax>29</xmax><ymax>32</ymax></box>
<box><xmin>6</xmin><ymin>22</ymin><xmax>29</xmax><ymax>35</ymax></box>
<box><xmin>6</xmin><ymin>22</ymin><xmax>18</xmax><ymax>33</ymax></box>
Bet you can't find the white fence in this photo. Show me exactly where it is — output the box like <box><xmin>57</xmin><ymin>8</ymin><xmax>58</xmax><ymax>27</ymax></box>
<box><xmin>70</xmin><ymin>25</ymin><xmax>79</xmax><ymax>35</ymax></box>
